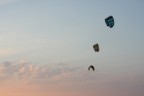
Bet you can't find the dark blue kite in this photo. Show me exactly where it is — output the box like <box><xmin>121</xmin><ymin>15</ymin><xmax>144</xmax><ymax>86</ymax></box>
<box><xmin>105</xmin><ymin>16</ymin><xmax>114</xmax><ymax>28</ymax></box>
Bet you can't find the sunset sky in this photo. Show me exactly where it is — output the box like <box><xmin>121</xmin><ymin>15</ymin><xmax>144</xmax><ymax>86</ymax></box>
<box><xmin>0</xmin><ymin>0</ymin><xmax>144</xmax><ymax>96</ymax></box>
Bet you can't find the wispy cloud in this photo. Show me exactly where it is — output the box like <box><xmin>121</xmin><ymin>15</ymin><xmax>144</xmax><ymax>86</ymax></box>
<box><xmin>0</xmin><ymin>60</ymin><xmax>144</xmax><ymax>96</ymax></box>
<box><xmin>0</xmin><ymin>60</ymin><xmax>86</xmax><ymax>84</ymax></box>
<box><xmin>0</xmin><ymin>48</ymin><xmax>18</xmax><ymax>57</ymax></box>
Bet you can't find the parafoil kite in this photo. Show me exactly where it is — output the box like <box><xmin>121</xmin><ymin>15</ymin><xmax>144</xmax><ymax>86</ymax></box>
<box><xmin>105</xmin><ymin>16</ymin><xmax>114</xmax><ymax>28</ymax></box>
<box><xmin>93</xmin><ymin>43</ymin><xmax>99</xmax><ymax>52</ymax></box>
<box><xmin>88</xmin><ymin>65</ymin><xmax>95</xmax><ymax>71</ymax></box>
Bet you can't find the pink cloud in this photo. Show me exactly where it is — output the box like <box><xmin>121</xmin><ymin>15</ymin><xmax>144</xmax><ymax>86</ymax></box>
<box><xmin>0</xmin><ymin>60</ymin><xmax>144</xmax><ymax>96</ymax></box>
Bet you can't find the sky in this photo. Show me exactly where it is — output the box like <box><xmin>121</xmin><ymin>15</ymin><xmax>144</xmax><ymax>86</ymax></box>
<box><xmin>0</xmin><ymin>0</ymin><xmax>144</xmax><ymax>96</ymax></box>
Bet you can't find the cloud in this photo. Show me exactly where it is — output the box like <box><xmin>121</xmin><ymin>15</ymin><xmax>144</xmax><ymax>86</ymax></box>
<box><xmin>0</xmin><ymin>48</ymin><xmax>18</xmax><ymax>57</ymax></box>
<box><xmin>0</xmin><ymin>60</ymin><xmax>144</xmax><ymax>96</ymax></box>
<box><xmin>0</xmin><ymin>60</ymin><xmax>86</xmax><ymax>84</ymax></box>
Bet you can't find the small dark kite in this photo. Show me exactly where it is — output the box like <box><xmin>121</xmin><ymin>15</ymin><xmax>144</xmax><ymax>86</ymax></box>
<box><xmin>93</xmin><ymin>43</ymin><xmax>99</xmax><ymax>52</ymax></box>
<box><xmin>88</xmin><ymin>65</ymin><xmax>95</xmax><ymax>71</ymax></box>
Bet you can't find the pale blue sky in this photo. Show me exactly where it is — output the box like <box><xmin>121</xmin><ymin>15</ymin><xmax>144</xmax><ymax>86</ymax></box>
<box><xmin>1</xmin><ymin>0</ymin><xmax>144</xmax><ymax>65</ymax></box>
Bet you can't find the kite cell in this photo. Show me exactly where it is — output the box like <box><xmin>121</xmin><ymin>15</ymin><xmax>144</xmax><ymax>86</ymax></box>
<box><xmin>93</xmin><ymin>43</ymin><xmax>99</xmax><ymax>52</ymax></box>
<box><xmin>105</xmin><ymin>16</ymin><xmax>114</xmax><ymax>28</ymax></box>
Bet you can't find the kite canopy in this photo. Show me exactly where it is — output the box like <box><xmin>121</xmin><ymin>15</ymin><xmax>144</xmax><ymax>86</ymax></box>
<box><xmin>105</xmin><ymin>16</ymin><xmax>114</xmax><ymax>28</ymax></box>
<box><xmin>88</xmin><ymin>65</ymin><xmax>95</xmax><ymax>71</ymax></box>
<box><xmin>93</xmin><ymin>43</ymin><xmax>99</xmax><ymax>52</ymax></box>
